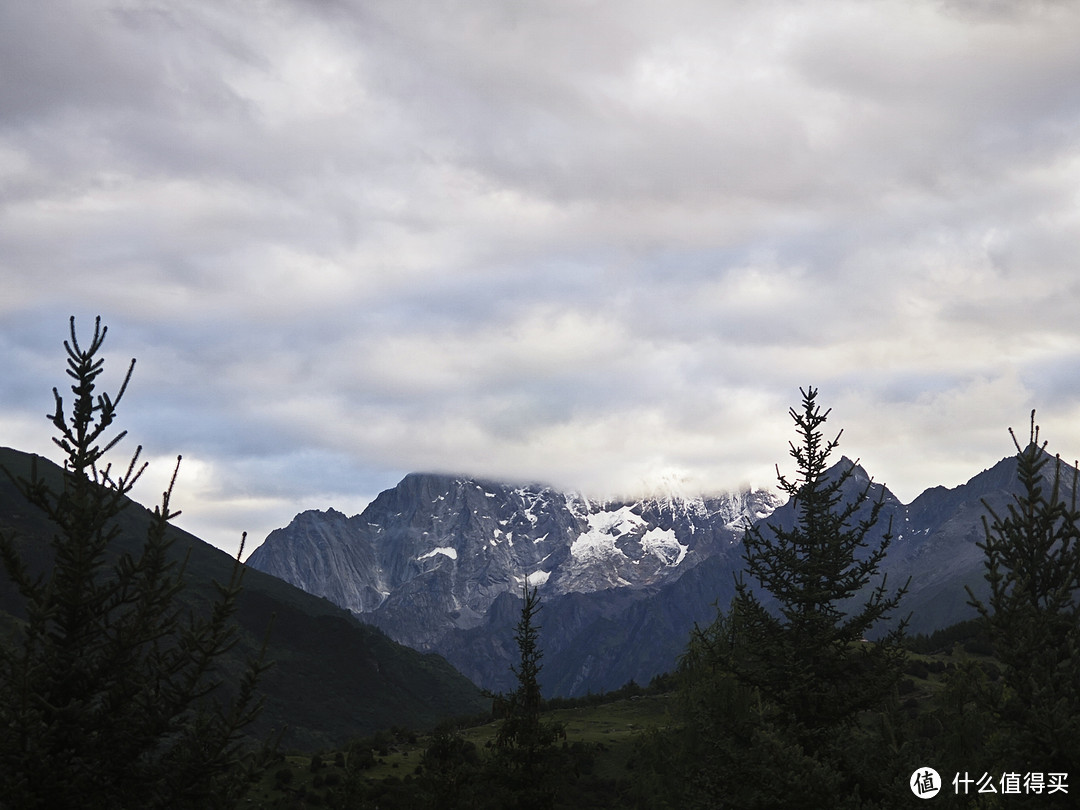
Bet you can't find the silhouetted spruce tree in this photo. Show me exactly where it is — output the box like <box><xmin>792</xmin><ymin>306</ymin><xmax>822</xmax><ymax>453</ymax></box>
<box><xmin>493</xmin><ymin>581</ymin><xmax>563</xmax><ymax>808</ymax></box>
<box><xmin>633</xmin><ymin>390</ymin><xmax>912</xmax><ymax>809</ymax></box>
<box><xmin>0</xmin><ymin>317</ymin><xmax>271</xmax><ymax>810</ymax></box>
<box><xmin>967</xmin><ymin>413</ymin><xmax>1080</xmax><ymax>781</ymax></box>
<box><xmin>732</xmin><ymin>386</ymin><xmax>909</xmax><ymax>737</ymax></box>
<box><xmin>496</xmin><ymin>583</ymin><xmax>544</xmax><ymax>752</ymax></box>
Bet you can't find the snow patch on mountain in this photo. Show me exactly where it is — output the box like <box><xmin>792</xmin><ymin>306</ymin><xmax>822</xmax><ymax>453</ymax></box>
<box><xmin>641</xmin><ymin>527</ymin><xmax>688</xmax><ymax>566</ymax></box>
<box><xmin>714</xmin><ymin>490</ymin><xmax>786</xmax><ymax>533</ymax></box>
<box><xmin>418</xmin><ymin>547</ymin><xmax>458</xmax><ymax>561</ymax></box>
<box><xmin>516</xmin><ymin>569</ymin><xmax>551</xmax><ymax>588</ymax></box>
<box><xmin>570</xmin><ymin>506</ymin><xmax>643</xmax><ymax>562</ymax></box>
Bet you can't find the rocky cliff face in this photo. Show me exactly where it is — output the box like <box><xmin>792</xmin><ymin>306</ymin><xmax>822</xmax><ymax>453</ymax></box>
<box><xmin>247</xmin><ymin>473</ymin><xmax>781</xmax><ymax>693</ymax></box>
<box><xmin>247</xmin><ymin>454</ymin><xmax>1048</xmax><ymax>696</ymax></box>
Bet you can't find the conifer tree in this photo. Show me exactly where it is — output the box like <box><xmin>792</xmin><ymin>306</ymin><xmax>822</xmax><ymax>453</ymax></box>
<box><xmin>637</xmin><ymin>389</ymin><xmax>910</xmax><ymax>809</ymax></box>
<box><xmin>0</xmin><ymin>317</ymin><xmax>271</xmax><ymax>810</ymax></box>
<box><xmin>495</xmin><ymin>582</ymin><xmax>559</xmax><ymax>763</ymax></box>
<box><xmin>730</xmin><ymin>387</ymin><xmax>909</xmax><ymax>736</ymax></box>
<box><xmin>493</xmin><ymin>581</ymin><xmax>563</xmax><ymax>809</ymax></box>
<box><xmin>967</xmin><ymin>413</ymin><xmax>1080</xmax><ymax>778</ymax></box>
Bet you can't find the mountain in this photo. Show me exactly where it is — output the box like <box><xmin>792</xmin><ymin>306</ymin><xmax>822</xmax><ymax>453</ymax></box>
<box><xmin>247</xmin><ymin>473</ymin><xmax>783</xmax><ymax>695</ymax></box>
<box><xmin>739</xmin><ymin>455</ymin><xmax>1013</xmax><ymax>637</ymax></box>
<box><xmin>0</xmin><ymin>447</ymin><xmax>488</xmax><ymax>751</ymax></box>
<box><xmin>248</xmin><ymin>453</ymin><xmax>1068</xmax><ymax>698</ymax></box>
<box><xmin>885</xmin><ymin>456</ymin><xmax>1033</xmax><ymax>635</ymax></box>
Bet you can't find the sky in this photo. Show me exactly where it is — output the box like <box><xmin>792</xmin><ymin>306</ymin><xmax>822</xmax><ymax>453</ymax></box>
<box><xmin>3</xmin><ymin>0</ymin><xmax>1080</xmax><ymax>558</ymax></box>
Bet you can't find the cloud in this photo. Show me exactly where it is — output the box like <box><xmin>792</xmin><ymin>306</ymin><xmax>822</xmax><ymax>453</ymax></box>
<box><xmin>3</xmin><ymin>0</ymin><xmax>1080</xmax><ymax>553</ymax></box>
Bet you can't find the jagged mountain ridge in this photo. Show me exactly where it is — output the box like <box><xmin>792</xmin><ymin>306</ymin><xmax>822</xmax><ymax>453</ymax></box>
<box><xmin>253</xmin><ymin>474</ymin><xmax>780</xmax><ymax>606</ymax></box>
<box><xmin>247</xmin><ymin>452</ymin><xmax>1067</xmax><ymax>696</ymax></box>
<box><xmin>246</xmin><ymin>471</ymin><xmax>775</xmax><ymax>694</ymax></box>
<box><xmin>250</xmin><ymin>474</ymin><xmax>779</xmax><ymax>599</ymax></box>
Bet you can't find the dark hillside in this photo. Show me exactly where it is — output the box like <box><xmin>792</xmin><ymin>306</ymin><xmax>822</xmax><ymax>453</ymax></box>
<box><xmin>0</xmin><ymin>446</ymin><xmax>488</xmax><ymax>751</ymax></box>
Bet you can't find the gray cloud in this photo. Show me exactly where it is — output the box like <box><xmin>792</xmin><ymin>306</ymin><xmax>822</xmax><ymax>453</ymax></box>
<box><xmin>4</xmin><ymin>0</ymin><xmax>1080</xmax><ymax>555</ymax></box>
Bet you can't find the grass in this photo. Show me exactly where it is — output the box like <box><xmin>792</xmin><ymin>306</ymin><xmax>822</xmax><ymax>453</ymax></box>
<box><xmin>246</xmin><ymin>693</ymin><xmax>675</xmax><ymax>806</ymax></box>
<box><xmin>244</xmin><ymin>623</ymin><xmax>1001</xmax><ymax>807</ymax></box>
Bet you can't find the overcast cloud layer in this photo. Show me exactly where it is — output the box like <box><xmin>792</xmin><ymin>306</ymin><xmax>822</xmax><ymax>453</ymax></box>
<box><xmin>4</xmin><ymin>0</ymin><xmax>1080</xmax><ymax>556</ymax></box>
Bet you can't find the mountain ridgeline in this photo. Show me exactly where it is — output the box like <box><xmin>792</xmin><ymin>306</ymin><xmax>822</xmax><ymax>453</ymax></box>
<box><xmin>0</xmin><ymin>447</ymin><xmax>488</xmax><ymax>751</ymax></box>
<box><xmin>246</xmin><ymin>455</ymin><xmax>1031</xmax><ymax>697</ymax></box>
<box><xmin>248</xmin><ymin>473</ymin><xmax>780</xmax><ymax>696</ymax></box>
